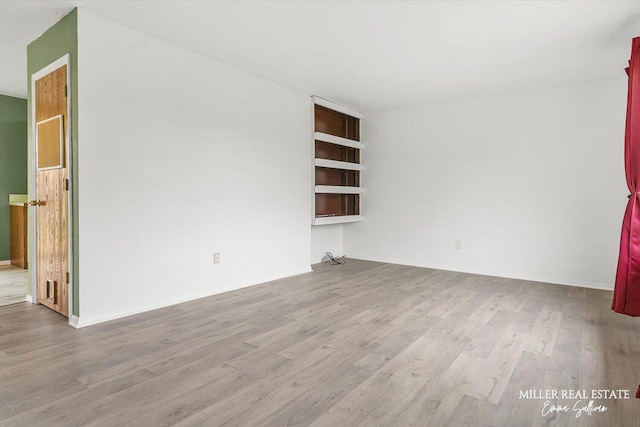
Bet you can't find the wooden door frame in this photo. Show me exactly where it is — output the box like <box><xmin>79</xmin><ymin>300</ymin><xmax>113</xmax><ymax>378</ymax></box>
<box><xmin>29</xmin><ymin>54</ymin><xmax>75</xmax><ymax>326</ymax></box>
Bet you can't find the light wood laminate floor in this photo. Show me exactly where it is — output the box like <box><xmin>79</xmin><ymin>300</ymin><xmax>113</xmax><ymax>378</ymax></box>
<box><xmin>0</xmin><ymin>260</ymin><xmax>638</xmax><ymax>426</ymax></box>
<box><xmin>0</xmin><ymin>265</ymin><xmax>28</xmax><ymax>307</ymax></box>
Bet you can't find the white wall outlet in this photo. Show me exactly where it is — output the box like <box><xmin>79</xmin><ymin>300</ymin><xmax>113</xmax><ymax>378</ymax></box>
<box><xmin>213</xmin><ymin>252</ymin><xmax>220</xmax><ymax>264</ymax></box>
<box><xmin>455</xmin><ymin>240</ymin><xmax>462</xmax><ymax>250</ymax></box>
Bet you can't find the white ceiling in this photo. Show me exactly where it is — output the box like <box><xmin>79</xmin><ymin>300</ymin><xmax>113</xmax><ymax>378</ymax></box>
<box><xmin>1</xmin><ymin>1</ymin><xmax>640</xmax><ymax>111</ymax></box>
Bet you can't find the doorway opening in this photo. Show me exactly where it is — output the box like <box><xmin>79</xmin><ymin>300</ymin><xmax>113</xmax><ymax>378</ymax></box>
<box><xmin>0</xmin><ymin>94</ymin><xmax>28</xmax><ymax>308</ymax></box>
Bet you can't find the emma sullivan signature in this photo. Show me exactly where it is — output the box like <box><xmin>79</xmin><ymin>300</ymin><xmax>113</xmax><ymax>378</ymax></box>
<box><xmin>542</xmin><ymin>400</ymin><xmax>608</xmax><ymax>418</ymax></box>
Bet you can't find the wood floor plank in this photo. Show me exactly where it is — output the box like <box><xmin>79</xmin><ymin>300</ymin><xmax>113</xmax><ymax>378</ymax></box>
<box><xmin>525</xmin><ymin>304</ymin><xmax>564</xmax><ymax>357</ymax></box>
<box><xmin>443</xmin><ymin>394</ymin><xmax>496</xmax><ymax>427</ymax></box>
<box><xmin>488</xmin><ymin>350</ymin><xmax>548</xmax><ymax>427</ymax></box>
<box><xmin>0</xmin><ymin>267</ymin><xmax>28</xmax><ymax>308</ymax></box>
<box><xmin>309</xmin><ymin>412</ymin><xmax>352</xmax><ymax>427</ymax></box>
<box><xmin>86</xmin><ymin>364</ymin><xmax>255</xmax><ymax>427</ymax></box>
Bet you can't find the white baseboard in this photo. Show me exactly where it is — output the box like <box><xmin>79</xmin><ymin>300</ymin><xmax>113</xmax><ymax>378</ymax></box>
<box><xmin>69</xmin><ymin>315</ymin><xmax>80</xmax><ymax>328</ymax></box>
<box><xmin>350</xmin><ymin>256</ymin><xmax>614</xmax><ymax>291</ymax></box>
<box><xmin>73</xmin><ymin>268</ymin><xmax>313</xmax><ymax>328</ymax></box>
<box><xmin>0</xmin><ymin>260</ymin><xmax>10</xmax><ymax>266</ymax></box>
<box><xmin>25</xmin><ymin>294</ymin><xmax>34</xmax><ymax>303</ymax></box>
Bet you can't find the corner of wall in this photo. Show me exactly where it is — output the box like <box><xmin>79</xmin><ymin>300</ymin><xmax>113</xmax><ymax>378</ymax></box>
<box><xmin>311</xmin><ymin>224</ymin><xmax>344</xmax><ymax>264</ymax></box>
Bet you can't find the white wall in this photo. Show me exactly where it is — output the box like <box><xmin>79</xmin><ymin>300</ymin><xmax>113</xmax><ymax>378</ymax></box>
<box><xmin>345</xmin><ymin>78</ymin><xmax>627</xmax><ymax>289</ymax></box>
<box><xmin>311</xmin><ymin>224</ymin><xmax>343</xmax><ymax>264</ymax></box>
<box><xmin>77</xmin><ymin>10</ymin><xmax>312</xmax><ymax>325</ymax></box>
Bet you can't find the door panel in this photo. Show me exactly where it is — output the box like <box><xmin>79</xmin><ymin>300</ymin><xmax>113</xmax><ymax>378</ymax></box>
<box><xmin>37</xmin><ymin>115</ymin><xmax>64</xmax><ymax>169</ymax></box>
<box><xmin>34</xmin><ymin>65</ymin><xmax>69</xmax><ymax>317</ymax></box>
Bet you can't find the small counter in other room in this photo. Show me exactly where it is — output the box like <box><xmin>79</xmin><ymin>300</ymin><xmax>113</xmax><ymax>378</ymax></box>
<box><xmin>9</xmin><ymin>194</ymin><xmax>27</xmax><ymax>269</ymax></box>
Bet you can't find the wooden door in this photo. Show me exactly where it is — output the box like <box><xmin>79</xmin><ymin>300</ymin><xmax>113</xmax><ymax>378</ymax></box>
<box><xmin>33</xmin><ymin>64</ymin><xmax>69</xmax><ymax>317</ymax></box>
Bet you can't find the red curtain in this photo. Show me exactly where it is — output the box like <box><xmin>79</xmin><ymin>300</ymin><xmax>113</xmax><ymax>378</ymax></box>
<box><xmin>613</xmin><ymin>37</ymin><xmax>640</xmax><ymax>317</ymax></box>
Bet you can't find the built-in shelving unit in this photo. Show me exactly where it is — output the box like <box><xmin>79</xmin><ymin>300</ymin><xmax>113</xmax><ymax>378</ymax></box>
<box><xmin>312</xmin><ymin>96</ymin><xmax>364</xmax><ymax>225</ymax></box>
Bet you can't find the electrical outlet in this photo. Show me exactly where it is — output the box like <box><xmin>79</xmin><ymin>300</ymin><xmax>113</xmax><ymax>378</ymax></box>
<box><xmin>213</xmin><ymin>252</ymin><xmax>220</xmax><ymax>264</ymax></box>
<box><xmin>455</xmin><ymin>240</ymin><xmax>462</xmax><ymax>250</ymax></box>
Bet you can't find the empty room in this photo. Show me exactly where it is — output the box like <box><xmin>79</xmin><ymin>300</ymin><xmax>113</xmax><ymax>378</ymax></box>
<box><xmin>1</xmin><ymin>1</ymin><xmax>640</xmax><ymax>426</ymax></box>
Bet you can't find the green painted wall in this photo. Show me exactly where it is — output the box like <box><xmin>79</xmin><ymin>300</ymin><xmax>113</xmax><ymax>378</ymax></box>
<box><xmin>0</xmin><ymin>95</ymin><xmax>28</xmax><ymax>261</ymax></box>
<box><xmin>27</xmin><ymin>8</ymin><xmax>79</xmax><ymax>316</ymax></box>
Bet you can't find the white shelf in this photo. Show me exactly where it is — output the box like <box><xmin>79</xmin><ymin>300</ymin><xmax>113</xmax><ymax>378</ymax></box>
<box><xmin>314</xmin><ymin>132</ymin><xmax>364</xmax><ymax>150</ymax></box>
<box><xmin>315</xmin><ymin>185</ymin><xmax>363</xmax><ymax>194</ymax></box>
<box><xmin>314</xmin><ymin>158</ymin><xmax>364</xmax><ymax>171</ymax></box>
<box><xmin>312</xmin><ymin>96</ymin><xmax>364</xmax><ymax>119</ymax></box>
<box><xmin>313</xmin><ymin>215</ymin><xmax>363</xmax><ymax>225</ymax></box>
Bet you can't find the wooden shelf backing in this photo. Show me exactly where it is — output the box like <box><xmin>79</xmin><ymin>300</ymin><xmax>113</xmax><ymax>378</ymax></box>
<box><xmin>315</xmin><ymin>167</ymin><xmax>360</xmax><ymax>187</ymax></box>
<box><xmin>315</xmin><ymin>139</ymin><xmax>360</xmax><ymax>164</ymax></box>
<box><xmin>314</xmin><ymin>105</ymin><xmax>360</xmax><ymax>141</ymax></box>
<box><xmin>315</xmin><ymin>193</ymin><xmax>360</xmax><ymax>217</ymax></box>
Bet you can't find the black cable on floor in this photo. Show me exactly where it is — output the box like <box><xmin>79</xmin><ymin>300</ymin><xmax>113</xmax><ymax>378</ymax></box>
<box><xmin>322</xmin><ymin>252</ymin><xmax>345</xmax><ymax>265</ymax></box>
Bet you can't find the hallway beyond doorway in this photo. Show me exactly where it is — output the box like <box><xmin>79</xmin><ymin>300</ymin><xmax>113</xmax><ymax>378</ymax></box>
<box><xmin>0</xmin><ymin>264</ymin><xmax>27</xmax><ymax>307</ymax></box>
